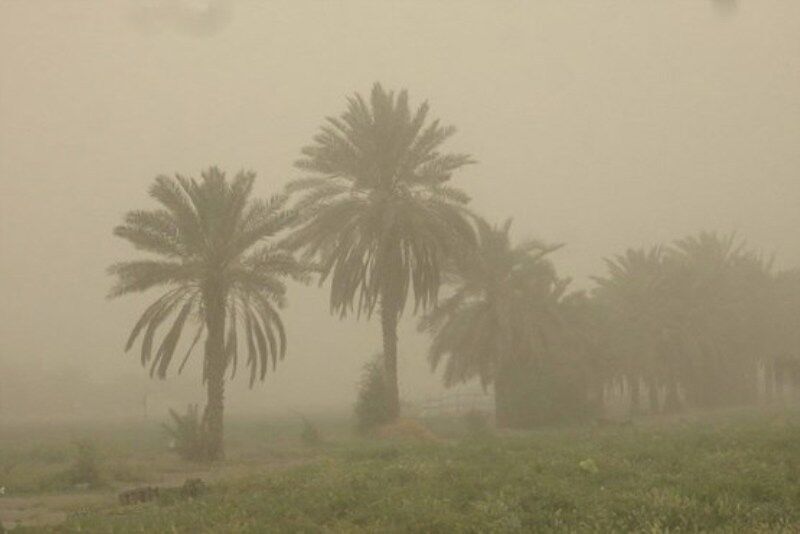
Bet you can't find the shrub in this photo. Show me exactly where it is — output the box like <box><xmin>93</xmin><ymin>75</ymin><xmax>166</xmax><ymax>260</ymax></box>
<box><xmin>163</xmin><ymin>404</ymin><xmax>205</xmax><ymax>461</ymax></box>
<box><xmin>354</xmin><ymin>355</ymin><xmax>392</xmax><ymax>434</ymax></box>
<box><xmin>69</xmin><ymin>439</ymin><xmax>101</xmax><ymax>487</ymax></box>
<box><xmin>299</xmin><ymin>416</ymin><xmax>323</xmax><ymax>446</ymax></box>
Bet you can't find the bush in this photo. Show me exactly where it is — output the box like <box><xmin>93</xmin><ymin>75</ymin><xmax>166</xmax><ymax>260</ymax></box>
<box><xmin>354</xmin><ymin>355</ymin><xmax>392</xmax><ymax>434</ymax></box>
<box><xmin>163</xmin><ymin>404</ymin><xmax>205</xmax><ymax>461</ymax></box>
<box><xmin>69</xmin><ymin>439</ymin><xmax>101</xmax><ymax>487</ymax></box>
<box><xmin>299</xmin><ymin>416</ymin><xmax>323</xmax><ymax>446</ymax></box>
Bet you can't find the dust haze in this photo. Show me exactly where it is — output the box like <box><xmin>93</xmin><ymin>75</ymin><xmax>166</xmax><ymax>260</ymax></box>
<box><xmin>4</xmin><ymin>1</ymin><xmax>800</xmax><ymax>531</ymax></box>
<box><xmin>0</xmin><ymin>2</ymin><xmax>798</xmax><ymax>418</ymax></box>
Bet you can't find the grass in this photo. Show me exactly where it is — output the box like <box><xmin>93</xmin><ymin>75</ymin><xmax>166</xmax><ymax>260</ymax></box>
<box><xmin>5</xmin><ymin>409</ymin><xmax>799</xmax><ymax>532</ymax></box>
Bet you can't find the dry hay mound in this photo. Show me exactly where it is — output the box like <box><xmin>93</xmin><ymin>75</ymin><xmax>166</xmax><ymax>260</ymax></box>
<box><xmin>373</xmin><ymin>418</ymin><xmax>445</xmax><ymax>444</ymax></box>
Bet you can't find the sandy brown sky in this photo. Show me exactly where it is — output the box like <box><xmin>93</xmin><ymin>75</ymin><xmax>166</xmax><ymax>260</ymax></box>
<box><xmin>1</xmin><ymin>0</ymin><xmax>798</xmax><ymax>416</ymax></box>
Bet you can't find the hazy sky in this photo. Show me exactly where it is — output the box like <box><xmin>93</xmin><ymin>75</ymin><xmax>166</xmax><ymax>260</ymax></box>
<box><xmin>1</xmin><ymin>1</ymin><xmax>798</xmax><ymax>416</ymax></box>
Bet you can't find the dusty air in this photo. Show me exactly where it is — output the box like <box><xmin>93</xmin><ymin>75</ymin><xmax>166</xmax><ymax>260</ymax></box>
<box><xmin>1</xmin><ymin>0</ymin><xmax>799</xmax><ymax>531</ymax></box>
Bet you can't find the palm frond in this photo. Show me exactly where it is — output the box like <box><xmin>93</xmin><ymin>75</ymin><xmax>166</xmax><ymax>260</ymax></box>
<box><xmin>151</xmin><ymin>296</ymin><xmax>197</xmax><ymax>378</ymax></box>
<box><xmin>111</xmin><ymin>166</ymin><xmax>300</xmax><ymax>387</ymax></box>
<box><xmin>107</xmin><ymin>261</ymin><xmax>197</xmax><ymax>297</ymax></box>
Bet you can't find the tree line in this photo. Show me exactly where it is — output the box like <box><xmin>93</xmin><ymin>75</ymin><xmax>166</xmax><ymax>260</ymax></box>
<box><xmin>109</xmin><ymin>83</ymin><xmax>800</xmax><ymax>460</ymax></box>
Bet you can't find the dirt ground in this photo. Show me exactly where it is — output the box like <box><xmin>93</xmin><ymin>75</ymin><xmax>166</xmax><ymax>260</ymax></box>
<box><xmin>1</xmin><ymin>492</ymin><xmax>110</xmax><ymax>529</ymax></box>
<box><xmin>0</xmin><ymin>459</ymin><xmax>310</xmax><ymax>530</ymax></box>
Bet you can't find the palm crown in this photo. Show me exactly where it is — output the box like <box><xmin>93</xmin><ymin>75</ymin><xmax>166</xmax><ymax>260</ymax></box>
<box><xmin>286</xmin><ymin>83</ymin><xmax>476</xmax><ymax>318</ymax></box>
<box><xmin>420</xmin><ymin>219</ymin><xmax>566</xmax><ymax>388</ymax></box>
<box><xmin>109</xmin><ymin>167</ymin><xmax>306</xmax><ymax>386</ymax></box>
<box><xmin>593</xmin><ymin>246</ymin><xmax>678</xmax><ymax>351</ymax></box>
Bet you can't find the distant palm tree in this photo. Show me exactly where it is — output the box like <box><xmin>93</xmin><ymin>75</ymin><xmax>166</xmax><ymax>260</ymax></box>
<box><xmin>109</xmin><ymin>167</ymin><xmax>306</xmax><ymax>460</ymax></box>
<box><xmin>555</xmin><ymin>290</ymin><xmax>614</xmax><ymax>414</ymax></box>
<box><xmin>419</xmin><ymin>219</ymin><xmax>566</xmax><ymax>426</ymax></box>
<box><xmin>593</xmin><ymin>236</ymin><xmax>762</xmax><ymax>413</ymax></box>
<box><xmin>669</xmin><ymin>231</ymin><xmax>769</xmax><ymax>407</ymax></box>
<box><xmin>766</xmin><ymin>268</ymin><xmax>800</xmax><ymax>401</ymax></box>
<box><xmin>286</xmin><ymin>83</ymin><xmax>476</xmax><ymax>419</ymax></box>
<box><xmin>593</xmin><ymin>246</ymin><xmax>679</xmax><ymax>413</ymax></box>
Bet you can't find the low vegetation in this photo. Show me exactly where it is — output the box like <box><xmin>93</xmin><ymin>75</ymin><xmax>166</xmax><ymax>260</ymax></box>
<box><xmin>3</xmin><ymin>410</ymin><xmax>796</xmax><ymax>532</ymax></box>
<box><xmin>163</xmin><ymin>405</ymin><xmax>205</xmax><ymax>462</ymax></box>
<box><xmin>298</xmin><ymin>416</ymin><xmax>324</xmax><ymax>447</ymax></box>
<box><xmin>354</xmin><ymin>356</ymin><xmax>392</xmax><ymax>435</ymax></box>
<box><xmin>66</xmin><ymin>440</ymin><xmax>102</xmax><ymax>489</ymax></box>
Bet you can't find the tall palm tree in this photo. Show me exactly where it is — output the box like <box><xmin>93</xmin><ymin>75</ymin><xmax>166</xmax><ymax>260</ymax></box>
<box><xmin>285</xmin><ymin>83</ymin><xmax>476</xmax><ymax>419</ymax></box>
<box><xmin>419</xmin><ymin>219</ymin><xmax>566</xmax><ymax>426</ymax></box>
<box><xmin>109</xmin><ymin>167</ymin><xmax>306</xmax><ymax>460</ymax></box>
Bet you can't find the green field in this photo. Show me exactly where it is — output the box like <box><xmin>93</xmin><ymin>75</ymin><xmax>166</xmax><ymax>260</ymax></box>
<box><xmin>3</xmin><ymin>410</ymin><xmax>800</xmax><ymax>532</ymax></box>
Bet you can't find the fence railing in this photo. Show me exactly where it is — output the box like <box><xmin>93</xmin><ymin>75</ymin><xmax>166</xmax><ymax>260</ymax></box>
<box><xmin>405</xmin><ymin>391</ymin><xmax>494</xmax><ymax>417</ymax></box>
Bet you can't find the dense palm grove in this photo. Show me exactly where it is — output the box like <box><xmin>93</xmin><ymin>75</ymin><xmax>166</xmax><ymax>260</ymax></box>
<box><xmin>109</xmin><ymin>84</ymin><xmax>800</xmax><ymax>457</ymax></box>
<box><xmin>493</xmin><ymin>231</ymin><xmax>800</xmax><ymax>426</ymax></box>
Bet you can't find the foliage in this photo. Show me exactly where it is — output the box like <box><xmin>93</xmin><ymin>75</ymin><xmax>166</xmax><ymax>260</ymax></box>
<box><xmin>156</xmin><ymin>478</ymin><xmax>208</xmax><ymax>506</ymax></box>
<box><xmin>163</xmin><ymin>405</ymin><xmax>205</xmax><ymax>461</ymax></box>
<box><xmin>499</xmin><ymin>358</ymin><xmax>599</xmax><ymax>427</ymax></box>
<box><xmin>109</xmin><ymin>167</ymin><xmax>308</xmax><ymax>460</ymax></box>
<box><xmin>354</xmin><ymin>355</ymin><xmax>392</xmax><ymax>434</ymax></box>
<box><xmin>58</xmin><ymin>415</ymin><xmax>800</xmax><ymax>532</ymax></box>
<box><xmin>578</xmin><ymin>457</ymin><xmax>599</xmax><ymax>475</ymax></box>
<box><xmin>421</xmin><ymin>226</ymin><xmax>800</xmax><ymax>424</ymax></box>
<box><xmin>67</xmin><ymin>439</ymin><xmax>101</xmax><ymax>487</ymax></box>
<box><xmin>0</xmin><ymin>417</ymin><xmax>319</xmax><ymax>497</ymax></box>
<box><xmin>109</xmin><ymin>167</ymin><xmax>306</xmax><ymax>385</ymax></box>
<box><xmin>593</xmin><ymin>245</ymin><xmax>677</xmax><ymax>409</ymax></box>
<box><xmin>286</xmin><ymin>82</ymin><xmax>476</xmax><ymax>319</ymax></box>
<box><xmin>299</xmin><ymin>416</ymin><xmax>324</xmax><ymax>447</ymax></box>
<box><xmin>420</xmin><ymin>218</ymin><xmax>570</xmax><ymax>427</ymax></box>
<box><xmin>592</xmin><ymin>231</ymin><xmax>800</xmax><ymax>414</ymax></box>
<box><xmin>286</xmin><ymin>83</ymin><xmax>477</xmax><ymax>419</ymax></box>
<box><xmin>421</xmin><ymin>218</ymin><xmax>565</xmax><ymax>389</ymax></box>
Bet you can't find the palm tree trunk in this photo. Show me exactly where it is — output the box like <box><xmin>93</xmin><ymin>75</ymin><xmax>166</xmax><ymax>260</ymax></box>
<box><xmin>202</xmin><ymin>281</ymin><xmax>226</xmax><ymax>461</ymax></box>
<box><xmin>663</xmin><ymin>374</ymin><xmax>682</xmax><ymax>414</ymax></box>
<box><xmin>647</xmin><ymin>378</ymin><xmax>660</xmax><ymax>414</ymax></box>
<box><xmin>764</xmin><ymin>359</ymin><xmax>775</xmax><ymax>404</ymax></box>
<box><xmin>494</xmin><ymin>365</ymin><xmax>513</xmax><ymax>428</ymax></box>
<box><xmin>629</xmin><ymin>375</ymin><xmax>641</xmax><ymax>416</ymax></box>
<box><xmin>380</xmin><ymin>296</ymin><xmax>401</xmax><ymax>421</ymax></box>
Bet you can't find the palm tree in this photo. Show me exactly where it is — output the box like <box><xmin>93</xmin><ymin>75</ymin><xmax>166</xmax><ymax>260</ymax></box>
<box><xmin>285</xmin><ymin>83</ymin><xmax>476</xmax><ymax>419</ymax></box>
<box><xmin>593</xmin><ymin>246</ymin><xmax>680</xmax><ymax>414</ymax></box>
<box><xmin>669</xmin><ymin>231</ymin><xmax>772</xmax><ymax>407</ymax></box>
<box><xmin>555</xmin><ymin>290</ymin><xmax>614</xmax><ymax>417</ymax></box>
<box><xmin>594</xmin><ymin>234</ymin><xmax>772</xmax><ymax>413</ymax></box>
<box><xmin>766</xmin><ymin>268</ymin><xmax>800</xmax><ymax>401</ymax></box>
<box><xmin>419</xmin><ymin>219</ymin><xmax>566</xmax><ymax>426</ymax></box>
<box><xmin>108</xmin><ymin>167</ymin><xmax>306</xmax><ymax>460</ymax></box>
